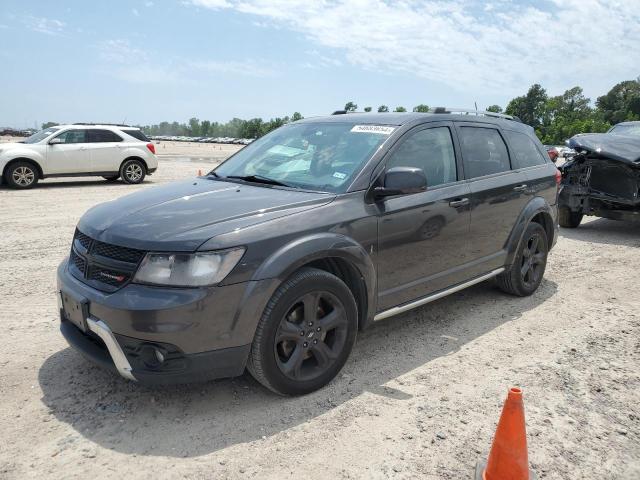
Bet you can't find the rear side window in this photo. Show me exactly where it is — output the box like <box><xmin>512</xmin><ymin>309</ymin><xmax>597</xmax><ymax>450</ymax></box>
<box><xmin>122</xmin><ymin>129</ymin><xmax>150</xmax><ymax>142</ymax></box>
<box><xmin>88</xmin><ymin>129</ymin><xmax>122</xmax><ymax>143</ymax></box>
<box><xmin>505</xmin><ymin>131</ymin><xmax>546</xmax><ymax>169</ymax></box>
<box><xmin>386</xmin><ymin>127</ymin><xmax>457</xmax><ymax>187</ymax></box>
<box><xmin>458</xmin><ymin>127</ymin><xmax>510</xmax><ymax>179</ymax></box>
<box><xmin>54</xmin><ymin>129</ymin><xmax>87</xmax><ymax>144</ymax></box>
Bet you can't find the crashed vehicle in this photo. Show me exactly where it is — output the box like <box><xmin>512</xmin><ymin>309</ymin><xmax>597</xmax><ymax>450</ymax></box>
<box><xmin>558</xmin><ymin>133</ymin><xmax>640</xmax><ymax>227</ymax></box>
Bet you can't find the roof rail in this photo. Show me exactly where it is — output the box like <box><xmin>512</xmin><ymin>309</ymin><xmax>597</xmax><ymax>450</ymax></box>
<box><xmin>332</xmin><ymin>110</ymin><xmax>348</xmax><ymax>115</ymax></box>
<box><xmin>72</xmin><ymin>123</ymin><xmax>134</xmax><ymax>127</ymax></box>
<box><xmin>429</xmin><ymin>107</ymin><xmax>521</xmax><ymax>123</ymax></box>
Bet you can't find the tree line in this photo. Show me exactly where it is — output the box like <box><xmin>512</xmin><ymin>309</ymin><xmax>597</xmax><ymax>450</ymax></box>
<box><xmin>41</xmin><ymin>78</ymin><xmax>639</xmax><ymax>144</ymax></box>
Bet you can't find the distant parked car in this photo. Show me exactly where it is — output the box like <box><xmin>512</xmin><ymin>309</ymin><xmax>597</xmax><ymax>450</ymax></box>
<box><xmin>0</xmin><ymin>124</ymin><xmax>157</xmax><ymax>189</ymax></box>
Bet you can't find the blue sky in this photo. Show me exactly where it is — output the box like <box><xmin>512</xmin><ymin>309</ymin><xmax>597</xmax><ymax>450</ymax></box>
<box><xmin>1</xmin><ymin>0</ymin><xmax>638</xmax><ymax>128</ymax></box>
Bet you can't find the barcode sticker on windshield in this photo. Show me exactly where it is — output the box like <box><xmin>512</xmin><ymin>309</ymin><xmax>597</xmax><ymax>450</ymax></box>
<box><xmin>351</xmin><ymin>125</ymin><xmax>396</xmax><ymax>135</ymax></box>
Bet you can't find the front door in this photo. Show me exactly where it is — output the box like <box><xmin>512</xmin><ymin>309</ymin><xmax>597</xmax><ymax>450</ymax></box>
<box><xmin>46</xmin><ymin>129</ymin><xmax>91</xmax><ymax>174</ymax></box>
<box><xmin>375</xmin><ymin>123</ymin><xmax>471</xmax><ymax>311</ymax></box>
<box><xmin>455</xmin><ymin>124</ymin><xmax>531</xmax><ymax>276</ymax></box>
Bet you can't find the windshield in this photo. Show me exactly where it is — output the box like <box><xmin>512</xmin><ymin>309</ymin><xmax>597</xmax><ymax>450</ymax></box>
<box><xmin>609</xmin><ymin>124</ymin><xmax>640</xmax><ymax>136</ymax></box>
<box><xmin>214</xmin><ymin>122</ymin><xmax>395</xmax><ymax>192</ymax></box>
<box><xmin>23</xmin><ymin>127</ymin><xmax>61</xmax><ymax>144</ymax></box>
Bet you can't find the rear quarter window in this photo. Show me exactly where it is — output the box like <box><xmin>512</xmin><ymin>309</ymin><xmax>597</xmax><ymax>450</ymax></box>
<box><xmin>505</xmin><ymin>131</ymin><xmax>547</xmax><ymax>169</ymax></box>
<box><xmin>122</xmin><ymin>129</ymin><xmax>150</xmax><ymax>142</ymax></box>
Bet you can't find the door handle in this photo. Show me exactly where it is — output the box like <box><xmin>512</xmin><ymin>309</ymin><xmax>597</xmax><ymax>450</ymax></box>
<box><xmin>513</xmin><ymin>184</ymin><xmax>528</xmax><ymax>192</ymax></box>
<box><xmin>449</xmin><ymin>198</ymin><xmax>469</xmax><ymax>207</ymax></box>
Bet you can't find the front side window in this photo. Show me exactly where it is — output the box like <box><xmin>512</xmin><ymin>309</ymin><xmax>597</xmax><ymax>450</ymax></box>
<box><xmin>88</xmin><ymin>129</ymin><xmax>122</xmax><ymax>143</ymax></box>
<box><xmin>386</xmin><ymin>127</ymin><xmax>457</xmax><ymax>187</ymax></box>
<box><xmin>505</xmin><ymin>131</ymin><xmax>546</xmax><ymax>169</ymax></box>
<box><xmin>459</xmin><ymin>127</ymin><xmax>510</xmax><ymax>179</ymax></box>
<box><xmin>54</xmin><ymin>129</ymin><xmax>87</xmax><ymax>144</ymax></box>
<box><xmin>215</xmin><ymin>122</ymin><xmax>394</xmax><ymax>192</ymax></box>
<box><xmin>23</xmin><ymin>127</ymin><xmax>61</xmax><ymax>144</ymax></box>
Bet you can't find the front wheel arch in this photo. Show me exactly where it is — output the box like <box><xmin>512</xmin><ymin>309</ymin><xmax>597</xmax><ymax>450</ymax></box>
<box><xmin>3</xmin><ymin>157</ymin><xmax>44</xmax><ymax>180</ymax></box>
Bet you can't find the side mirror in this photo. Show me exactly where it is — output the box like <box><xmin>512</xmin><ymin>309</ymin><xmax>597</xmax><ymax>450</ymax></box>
<box><xmin>374</xmin><ymin>167</ymin><xmax>427</xmax><ymax>198</ymax></box>
<box><xmin>49</xmin><ymin>138</ymin><xmax>62</xmax><ymax>145</ymax></box>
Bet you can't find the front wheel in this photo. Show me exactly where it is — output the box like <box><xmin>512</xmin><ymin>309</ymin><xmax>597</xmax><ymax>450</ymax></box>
<box><xmin>120</xmin><ymin>159</ymin><xmax>146</xmax><ymax>184</ymax></box>
<box><xmin>5</xmin><ymin>162</ymin><xmax>39</xmax><ymax>189</ymax></box>
<box><xmin>496</xmin><ymin>222</ymin><xmax>548</xmax><ymax>297</ymax></box>
<box><xmin>247</xmin><ymin>268</ymin><xmax>358</xmax><ymax>396</ymax></box>
<box><xmin>558</xmin><ymin>207</ymin><xmax>583</xmax><ymax>228</ymax></box>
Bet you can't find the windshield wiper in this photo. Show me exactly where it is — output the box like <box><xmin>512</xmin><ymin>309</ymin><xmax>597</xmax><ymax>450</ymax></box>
<box><xmin>225</xmin><ymin>174</ymin><xmax>293</xmax><ymax>187</ymax></box>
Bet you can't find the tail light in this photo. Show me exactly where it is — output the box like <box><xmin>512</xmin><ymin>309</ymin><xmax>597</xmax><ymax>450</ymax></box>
<box><xmin>146</xmin><ymin>143</ymin><xmax>156</xmax><ymax>154</ymax></box>
<box><xmin>555</xmin><ymin>168</ymin><xmax>562</xmax><ymax>186</ymax></box>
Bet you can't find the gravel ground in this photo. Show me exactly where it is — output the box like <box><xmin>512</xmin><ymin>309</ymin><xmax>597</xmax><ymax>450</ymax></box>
<box><xmin>0</xmin><ymin>147</ymin><xmax>638</xmax><ymax>479</ymax></box>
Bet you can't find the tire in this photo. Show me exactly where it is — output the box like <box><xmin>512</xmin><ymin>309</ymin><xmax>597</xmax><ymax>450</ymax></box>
<box><xmin>558</xmin><ymin>206</ymin><xmax>583</xmax><ymax>228</ymax></box>
<box><xmin>5</xmin><ymin>161</ymin><xmax>39</xmax><ymax>189</ymax></box>
<box><xmin>102</xmin><ymin>175</ymin><xmax>120</xmax><ymax>181</ymax></box>
<box><xmin>120</xmin><ymin>159</ymin><xmax>146</xmax><ymax>184</ymax></box>
<box><xmin>247</xmin><ymin>267</ymin><xmax>358</xmax><ymax>396</ymax></box>
<box><xmin>496</xmin><ymin>222</ymin><xmax>548</xmax><ymax>297</ymax></box>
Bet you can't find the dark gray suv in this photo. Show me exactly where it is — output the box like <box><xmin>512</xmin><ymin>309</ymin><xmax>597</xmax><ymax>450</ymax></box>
<box><xmin>57</xmin><ymin>111</ymin><xmax>559</xmax><ymax>395</ymax></box>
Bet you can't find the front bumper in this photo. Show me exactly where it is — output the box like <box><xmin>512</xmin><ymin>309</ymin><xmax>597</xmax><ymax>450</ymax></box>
<box><xmin>56</xmin><ymin>258</ymin><xmax>268</xmax><ymax>384</ymax></box>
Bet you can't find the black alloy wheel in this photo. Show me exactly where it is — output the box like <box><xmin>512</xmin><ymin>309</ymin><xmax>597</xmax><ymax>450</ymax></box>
<box><xmin>247</xmin><ymin>268</ymin><xmax>358</xmax><ymax>396</ymax></box>
<box><xmin>496</xmin><ymin>222</ymin><xmax>548</xmax><ymax>297</ymax></box>
<box><xmin>275</xmin><ymin>291</ymin><xmax>349</xmax><ymax>382</ymax></box>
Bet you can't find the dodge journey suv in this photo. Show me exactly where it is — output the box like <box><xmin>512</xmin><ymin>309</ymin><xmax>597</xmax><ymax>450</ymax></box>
<box><xmin>1</xmin><ymin>124</ymin><xmax>157</xmax><ymax>188</ymax></box>
<box><xmin>57</xmin><ymin>110</ymin><xmax>559</xmax><ymax>395</ymax></box>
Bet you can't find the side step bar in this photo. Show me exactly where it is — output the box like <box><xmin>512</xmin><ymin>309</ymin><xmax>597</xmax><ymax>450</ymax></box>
<box><xmin>373</xmin><ymin>268</ymin><xmax>505</xmax><ymax>322</ymax></box>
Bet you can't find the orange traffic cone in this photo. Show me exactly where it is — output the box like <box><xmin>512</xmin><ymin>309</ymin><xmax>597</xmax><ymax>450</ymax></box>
<box><xmin>475</xmin><ymin>387</ymin><xmax>536</xmax><ymax>480</ymax></box>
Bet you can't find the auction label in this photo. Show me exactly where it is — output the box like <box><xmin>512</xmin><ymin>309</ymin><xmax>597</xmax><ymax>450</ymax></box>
<box><xmin>351</xmin><ymin>125</ymin><xmax>396</xmax><ymax>135</ymax></box>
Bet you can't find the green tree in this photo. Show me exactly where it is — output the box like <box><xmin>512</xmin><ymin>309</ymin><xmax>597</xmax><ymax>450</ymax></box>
<box><xmin>344</xmin><ymin>101</ymin><xmax>358</xmax><ymax>112</ymax></box>
<box><xmin>363</xmin><ymin>106</ymin><xmax>372</xmax><ymax>112</ymax></box>
<box><xmin>377</xmin><ymin>105</ymin><xmax>389</xmax><ymax>112</ymax></box>
<box><xmin>394</xmin><ymin>106</ymin><xmax>407</xmax><ymax>112</ymax></box>
<box><xmin>41</xmin><ymin>121</ymin><xmax>58</xmax><ymax>129</ymax></box>
<box><xmin>596</xmin><ymin>79</ymin><xmax>640</xmax><ymax>124</ymax></box>
<box><xmin>486</xmin><ymin>105</ymin><xmax>503</xmax><ymax>113</ymax></box>
<box><xmin>505</xmin><ymin>84</ymin><xmax>548</xmax><ymax>129</ymax></box>
<box><xmin>201</xmin><ymin>120</ymin><xmax>211</xmax><ymax>137</ymax></box>
<box><xmin>412</xmin><ymin>104</ymin><xmax>429</xmax><ymax>113</ymax></box>
<box><xmin>188</xmin><ymin>117</ymin><xmax>200</xmax><ymax>136</ymax></box>
<box><xmin>291</xmin><ymin>112</ymin><xmax>304</xmax><ymax>122</ymax></box>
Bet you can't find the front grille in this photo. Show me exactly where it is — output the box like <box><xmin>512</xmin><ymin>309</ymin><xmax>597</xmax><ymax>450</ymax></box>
<box><xmin>93</xmin><ymin>241</ymin><xmax>145</xmax><ymax>263</ymax></box>
<box><xmin>70</xmin><ymin>229</ymin><xmax>145</xmax><ymax>292</ymax></box>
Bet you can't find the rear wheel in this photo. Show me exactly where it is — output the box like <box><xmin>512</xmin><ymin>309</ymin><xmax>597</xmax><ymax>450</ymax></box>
<box><xmin>496</xmin><ymin>222</ymin><xmax>548</xmax><ymax>297</ymax></box>
<box><xmin>120</xmin><ymin>159</ymin><xmax>146</xmax><ymax>184</ymax></box>
<box><xmin>558</xmin><ymin>207</ymin><xmax>583</xmax><ymax>228</ymax></box>
<box><xmin>5</xmin><ymin>161</ymin><xmax>39</xmax><ymax>189</ymax></box>
<box><xmin>247</xmin><ymin>268</ymin><xmax>358</xmax><ymax>396</ymax></box>
<box><xmin>102</xmin><ymin>175</ymin><xmax>120</xmax><ymax>182</ymax></box>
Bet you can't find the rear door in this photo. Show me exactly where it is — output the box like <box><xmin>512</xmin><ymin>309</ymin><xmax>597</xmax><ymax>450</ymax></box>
<box><xmin>375</xmin><ymin>122</ymin><xmax>471</xmax><ymax>311</ymax></box>
<box><xmin>46</xmin><ymin>129</ymin><xmax>91</xmax><ymax>174</ymax></box>
<box><xmin>88</xmin><ymin>129</ymin><xmax>124</xmax><ymax>172</ymax></box>
<box><xmin>503</xmin><ymin>130</ymin><xmax>557</xmax><ymax>207</ymax></box>
<box><xmin>455</xmin><ymin>123</ymin><xmax>530</xmax><ymax>276</ymax></box>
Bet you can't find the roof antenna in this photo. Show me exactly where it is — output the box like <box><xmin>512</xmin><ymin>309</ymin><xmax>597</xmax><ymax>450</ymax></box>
<box><xmin>474</xmin><ymin>102</ymin><xmax>478</xmax><ymax>115</ymax></box>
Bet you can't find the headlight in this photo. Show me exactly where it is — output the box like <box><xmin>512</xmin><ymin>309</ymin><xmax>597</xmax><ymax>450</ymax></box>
<box><xmin>133</xmin><ymin>248</ymin><xmax>245</xmax><ymax>287</ymax></box>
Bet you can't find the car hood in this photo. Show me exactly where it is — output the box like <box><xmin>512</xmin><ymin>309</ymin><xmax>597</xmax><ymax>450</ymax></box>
<box><xmin>0</xmin><ymin>142</ymin><xmax>25</xmax><ymax>151</ymax></box>
<box><xmin>568</xmin><ymin>133</ymin><xmax>640</xmax><ymax>165</ymax></box>
<box><xmin>77</xmin><ymin>178</ymin><xmax>335</xmax><ymax>251</ymax></box>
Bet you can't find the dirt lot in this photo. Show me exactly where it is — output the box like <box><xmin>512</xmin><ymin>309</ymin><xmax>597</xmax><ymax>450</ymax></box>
<box><xmin>0</xmin><ymin>144</ymin><xmax>638</xmax><ymax>479</ymax></box>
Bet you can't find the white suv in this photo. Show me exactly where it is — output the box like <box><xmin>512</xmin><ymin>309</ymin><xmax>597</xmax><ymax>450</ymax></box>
<box><xmin>0</xmin><ymin>124</ymin><xmax>158</xmax><ymax>189</ymax></box>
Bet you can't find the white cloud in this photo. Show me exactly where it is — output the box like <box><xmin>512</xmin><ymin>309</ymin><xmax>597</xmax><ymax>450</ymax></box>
<box><xmin>98</xmin><ymin>39</ymin><xmax>148</xmax><ymax>63</ymax></box>
<box><xmin>188</xmin><ymin>59</ymin><xmax>278</xmax><ymax>77</ymax></box>
<box><xmin>145</xmin><ymin>1</ymin><xmax>154</xmax><ymax>6</ymax></box>
<box><xmin>24</xmin><ymin>16</ymin><xmax>66</xmax><ymax>36</ymax></box>
<box><xmin>132</xmin><ymin>8</ymin><xmax>140</xmax><ymax>16</ymax></box>
<box><xmin>186</xmin><ymin>0</ymin><xmax>640</xmax><ymax>98</ymax></box>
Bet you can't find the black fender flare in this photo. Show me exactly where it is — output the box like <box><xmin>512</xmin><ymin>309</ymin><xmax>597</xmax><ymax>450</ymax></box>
<box><xmin>230</xmin><ymin>233</ymin><xmax>377</xmax><ymax>337</ymax></box>
<box><xmin>504</xmin><ymin>196</ymin><xmax>556</xmax><ymax>266</ymax></box>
